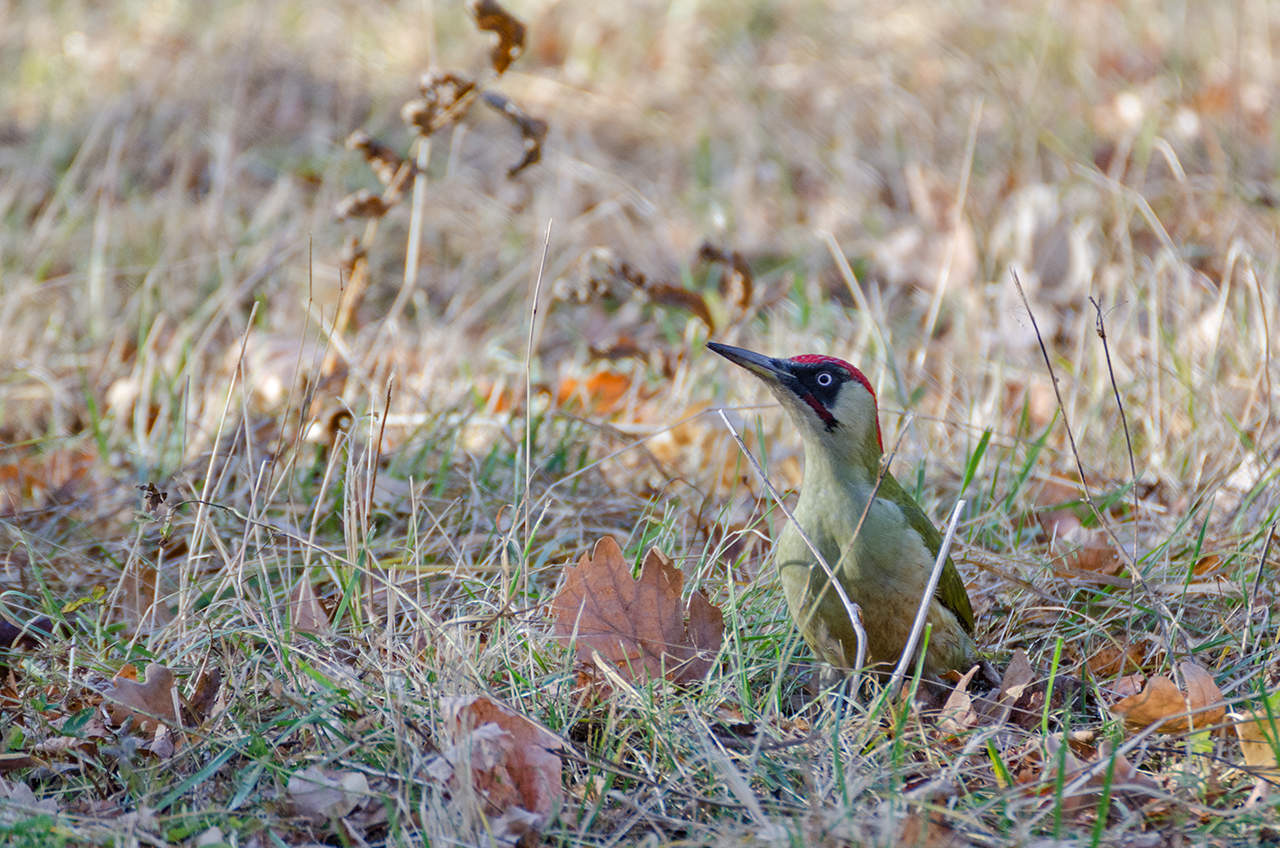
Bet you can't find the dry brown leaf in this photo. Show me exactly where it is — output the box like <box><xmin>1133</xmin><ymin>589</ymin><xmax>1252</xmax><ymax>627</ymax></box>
<box><xmin>1086</xmin><ymin>643</ymin><xmax>1145</xmax><ymax>677</ymax></box>
<box><xmin>897</xmin><ymin>809</ymin><xmax>964</xmax><ymax>847</ymax></box>
<box><xmin>1042</xmin><ymin>736</ymin><xmax>1162</xmax><ymax>816</ymax></box>
<box><xmin>478</xmin><ymin>90</ymin><xmax>547</xmax><ymax>178</ymax></box>
<box><xmin>290</xmin><ymin>578</ymin><xmax>332</xmax><ymax>638</ymax></box>
<box><xmin>612</xmin><ymin>259</ymin><xmax>715</xmax><ymax>331</ymax></box>
<box><xmin>0</xmin><ymin>446</ymin><xmax>98</xmax><ymax>511</ymax></box>
<box><xmin>938</xmin><ymin>665</ymin><xmax>980</xmax><ymax>735</ymax></box>
<box><xmin>1193</xmin><ymin>554</ymin><xmax>1224</xmax><ymax>576</ymax></box>
<box><xmin>1110</xmin><ymin>661</ymin><xmax>1225</xmax><ymax>732</ymax></box>
<box><xmin>469</xmin><ymin>0</ymin><xmax>525</xmax><ymax>75</ymax></box>
<box><xmin>334</xmin><ymin>189</ymin><xmax>393</xmax><ymax>220</ymax></box>
<box><xmin>551</xmin><ymin>537</ymin><xmax>724</xmax><ymax>685</ymax></box>
<box><xmin>103</xmin><ymin>663</ymin><xmax>181</xmax><ymax>734</ymax></box>
<box><xmin>345</xmin><ymin>129</ymin><xmax>408</xmax><ymax>188</ymax></box>
<box><xmin>1230</xmin><ymin>708</ymin><xmax>1280</xmax><ymax>805</ymax></box>
<box><xmin>638</xmin><ymin>281</ymin><xmax>715</xmax><ymax>332</ymax></box>
<box><xmin>1053</xmin><ymin>535</ymin><xmax>1126</xmax><ymax>584</ymax></box>
<box><xmin>697</xmin><ymin>242</ymin><xmax>754</xmax><ymax>313</ymax></box>
<box><xmin>183</xmin><ymin>666</ymin><xmax>222</xmax><ymax>725</ymax></box>
<box><xmin>401</xmin><ymin>72</ymin><xmax>477</xmax><ymax>136</ymax></box>
<box><xmin>1106</xmin><ymin>673</ymin><xmax>1146</xmax><ymax>700</ymax></box>
<box><xmin>288</xmin><ymin>766</ymin><xmax>370</xmax><ymax>821</ymax></box>
<box><xmin>437</xmin><ymin>694</ymin><xmax>562</xmax><ymax>840</ymax></box>
<box><xmin>999</xmin><ymin>649</ymin><xmax>1035</xmax><ymax>704</ymax></box>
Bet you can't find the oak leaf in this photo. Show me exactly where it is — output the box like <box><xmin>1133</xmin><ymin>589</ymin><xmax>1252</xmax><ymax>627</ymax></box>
<box><xmin>437</xmin><ymin>694</ymin><xmax>562</xmax><ymax>841</ymax></box>
<box><xmin>551</xmin><ymin>537</ymin><xmax>723</xmax><ymax>685</ymax></box>
<box><xmin>1109</xmin><ymin>661</ymin><xmax>1225</xmax><ymax>732</ymax></box>
<box><xmin>103</xmin><ymin>663</ymin><xmax>181</xmax><ymax>733</ymax></box>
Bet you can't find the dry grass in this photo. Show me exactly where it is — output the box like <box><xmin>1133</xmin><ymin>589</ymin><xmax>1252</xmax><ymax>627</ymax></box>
<box><xmin>2</xmin><ymin>0</ymin><xmax>1279</xmax><ymax>845</ymax></box>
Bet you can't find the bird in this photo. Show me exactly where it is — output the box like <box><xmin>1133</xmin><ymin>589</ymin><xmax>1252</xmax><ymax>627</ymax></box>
<box><xmin>707</xmin><ymin>342</ymin><xmax>977</xmax><ymax>680</ymax></box>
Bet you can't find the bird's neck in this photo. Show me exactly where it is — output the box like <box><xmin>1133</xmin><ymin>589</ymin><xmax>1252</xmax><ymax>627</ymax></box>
<box><xmin>799</xmin><ymin>436</ymin><xmax>884</xmax><ymax>510</ymax></box>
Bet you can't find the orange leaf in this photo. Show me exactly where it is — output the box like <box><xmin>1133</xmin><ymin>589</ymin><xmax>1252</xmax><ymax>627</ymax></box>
<box><xmin>555</xmin><ymin>372</ymin><xmax>633</xmax><ymax>413</ymax></box>
<box><xmin>551</xmin><ymin>537</ymin><xmax>724</xmax><ymax>685</ymax></box>
<box><xmin>1109</xmin><ymin>661</ymin><xmax>1225</xmax><ymax>732</ymax></box>
<box><xmin>1086</xmin><ymin>643</ymin><xmax>1145</xmax><ymax>677</ymax></box>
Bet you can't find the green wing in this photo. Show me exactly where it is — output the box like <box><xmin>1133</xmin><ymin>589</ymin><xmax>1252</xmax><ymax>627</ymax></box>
<box><xmin>879</xmin><ymin>473</ymin><xmax>976</xmax><ymax>634</ymax></box>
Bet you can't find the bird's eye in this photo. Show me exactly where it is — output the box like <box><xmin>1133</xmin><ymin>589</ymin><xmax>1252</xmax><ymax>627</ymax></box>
<box><xmin>816</xmin><ymin>371</ymin><xmax>833</xmax><ymax>387</ymax></box>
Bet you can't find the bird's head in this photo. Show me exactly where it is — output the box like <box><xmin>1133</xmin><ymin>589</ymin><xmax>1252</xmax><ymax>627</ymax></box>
<box><xmin>708</xmin><ymin>341</ymin><xmax>883</xmax><ymax>472</ymax></box>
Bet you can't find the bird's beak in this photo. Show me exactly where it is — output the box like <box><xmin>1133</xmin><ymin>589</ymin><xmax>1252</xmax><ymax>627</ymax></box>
<box><xmin>706</xmin><ymin>342</ymin><xmax>790</xmax><ymax>385</ymax></box>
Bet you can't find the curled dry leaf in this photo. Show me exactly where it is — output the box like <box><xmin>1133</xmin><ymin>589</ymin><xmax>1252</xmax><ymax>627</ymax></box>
<box><xmin>938</xmin><ymin>665</ymin><xmax>980</xmax><ymax>735</ymax></box>
<box><xmin>616</xmin><ymin>261</ymin><xmax>715</xmax><ymax>331</ymax></box>
<box><xmin>551</xmin><ymin>537</ymin><xmax>724</xmax><ymax>686</ymax></box>
<box><xmin>696</xmin><ymin>242</ymin><xmax>754</xmax><ymax>313</ymax></box>
<box><xmin>335</xmin><ymin>189</ymin><xmax>394</xmax><ymax>221</ymax></box>
<box><xmin>345</xmin><ymin>129</ymin><xmax>409</xmax><ymax>188</ymax></box>
<box><xmin>401</xmin><ymin>71</ymin><xmax>477</xmax><ymax>136</ymax></box>
<box><xmin>478</xmin><ymin>90</ymin><xmax>547</xmax><ymax>178</ymax></box>
<box><xmin>103</xmin><ymin>663</ymin><xmax>181</xmax><ymax>734</ymax></box>
<box><xmin>469</xmin><ymin>0</ymin><xmax>525</xmax><ymax>74</ymax></box>
<box><xmin>437</xmin><ymin>695</ymin><xmax>562</xmax><ymax>841</ymax></box>
<box><xmin>288</xmin><ymin>766</ymin><xmax>370</xmax><ymax>821</ymax></box>
<box><xmin>1109</xmin><ymin>661</ymin><xmax>1225</xmax><ymax>732</ymax></box>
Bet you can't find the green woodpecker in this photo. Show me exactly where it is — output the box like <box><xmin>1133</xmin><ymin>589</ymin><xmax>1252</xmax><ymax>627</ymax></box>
<box><xmin>708</xmin><ymin>342</ymin><xmax>977</xmax><ymax>679</ymax></box>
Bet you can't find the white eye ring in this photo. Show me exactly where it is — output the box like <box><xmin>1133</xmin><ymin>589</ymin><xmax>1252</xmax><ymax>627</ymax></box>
<box><xmin>816</xmin><ymin>371</ymin><xmax>834</xmax><ymax>387</ymax></box>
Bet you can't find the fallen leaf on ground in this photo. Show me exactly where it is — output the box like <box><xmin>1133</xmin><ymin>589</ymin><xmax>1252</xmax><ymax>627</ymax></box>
<box><xmin>1041</xmin><ymin>735</ymin><xmax>1162</xmax><ymax>816</ymax></box>
<box><xmin>555</xmin><ymin>372</ymin><xmax>634</xmax><ymax>414</ymax></box>
<box><xmin>103</xmin><ymin>663</ymin><xmax>181</xmax><ymax>733</ymax></box>
<box><xmin>897</xmin><ymin>809</ymin><xmax>964</xmax><ymax>846</ymax></box>
<box><xmin>551</xmin><ymin>537</ymin><xmax>724</xmax><ymax>685</ymax></box>
<box><xmin>1193</xmin><ymin>554</ymin><xmax>1226</xmax><ymax>576</ymax></box>
<box><xmin>0</xmin><ymin>777</ymin><xmax>59</xmax><ymax>815</ymax></box>
<box><xmin>938</xmin><ymin>665</ymin><xmax>980</xmax><ymax>735</ymax></box>
<box><xmin>1052</xmin><ymin>532</ymin><xmax>1126</xmax><ymax>583</ymax></box>
<box><xmin>435</xmin><ymin>694</ymin><xmax>563</xmax><ymax>841</ymax></box>
<box><xmin>183</xmin><ymin>666</ymin><xmax>222</xmax><ymax>725</ymax></box>
<box><xmin>999</xmin><ymin>650</ymin><xmax>1035</xmax><ymax>705</ymax></box>
<box><xmin>1086</xmin><ymin>643</ymin><xmax>1145</xmax><ymax>677</ymax></box>
<box><xmin>1230</xmin><ymin>707</ymin><xmax>1280</xmax><ymax>805</ymax></box>
<box><xmin>1109</xmin><ymin>661</ymin><xmax>1225</xmax><ymax>732</ymax></box>
<box><xmin>290</xmin><ymin>578</ymin><xmax>332</xmax><ymax>638</ymax></box>
<box><xmin>288</xmin><ymin>766</ymin><xmax>369</xmax><ymax>820</ymax></box>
